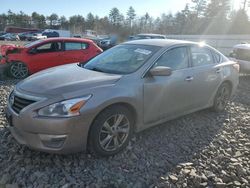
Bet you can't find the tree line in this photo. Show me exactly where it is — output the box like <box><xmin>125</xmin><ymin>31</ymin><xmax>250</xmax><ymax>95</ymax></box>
<box><xmin>0</xmin><ymin>0</ymin><xmax>250</xmax><ymax>36</ymax></box>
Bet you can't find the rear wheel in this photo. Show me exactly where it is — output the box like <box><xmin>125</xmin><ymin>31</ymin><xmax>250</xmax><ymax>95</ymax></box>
<box><xmin>212</xmin><ymin>82</ymin><xmax>231</xmax><ymax>112</ymax></box>
<box><xmin>9</xmin><ymin>62</ymin><xmax>29</xmax><ymax>79</ymax></box>
<box><xmin>89</xmin><ymin>105</ymin><xmax>134</xmax><ymax>157</ymax></box>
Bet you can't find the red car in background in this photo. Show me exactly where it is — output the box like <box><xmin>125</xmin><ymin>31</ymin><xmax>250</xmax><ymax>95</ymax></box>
<box><xmin>0</xmin><ymin>38</ymin><xmax>103</xmax><ymax>79</ymax></box>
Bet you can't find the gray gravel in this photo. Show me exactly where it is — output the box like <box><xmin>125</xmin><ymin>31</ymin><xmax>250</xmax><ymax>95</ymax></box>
<box><xmin>0</xmin><ymin>77</ymin><xmax>249</xmax><ymax>188</ymax></box>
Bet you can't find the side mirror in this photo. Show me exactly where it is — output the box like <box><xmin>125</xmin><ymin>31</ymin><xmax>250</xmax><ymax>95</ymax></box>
<box><xmin>29</xmin><ymin>48</ymin><xmax>37</xmax><ymax>54</ymax></box>
<box><xmin>149</xmin><ymin>66</ymin><xmax>172</xmax><ymax>76</ymax></box>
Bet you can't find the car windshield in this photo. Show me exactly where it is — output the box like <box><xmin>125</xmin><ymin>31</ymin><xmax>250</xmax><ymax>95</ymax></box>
<box><xmin>24</xmin><ymin>40</ymin><xmax>42</xmax><ymax>48</ymax></box>
<box><xmin>83</xmin><ymin>44</ymin><xmax>160</xmax><ymax>74</ymax></box>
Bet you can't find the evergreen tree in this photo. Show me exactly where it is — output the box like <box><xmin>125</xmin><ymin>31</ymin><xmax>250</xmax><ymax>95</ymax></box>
<box><xmin>126</xmin><ymin>6</ymin><xmax>136</xmax><ymax>29</ymax></box>
<box><xmin>86</xmin><ymin>13</ymin><xmax>95</xmax><ymax>30</ymax></box>
<box><xmin>191</xmin><ymin>0</ymin><xmax>207</xmax><ymax>17</ymax></box>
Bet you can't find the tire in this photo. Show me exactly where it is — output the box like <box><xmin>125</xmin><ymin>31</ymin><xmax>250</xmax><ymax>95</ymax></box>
<box><xmin>212</xmin><ymin>82</ymin><xmax>231</xmax><ymax>112</ymax></box>
<box><xmin>89</xmin><ymin>105</ymin><xmax>134</xmax><ymax>157</ymax></box>
<box><xmin>9</xmin><ymin>62</ymin><xmax>29</xmax><ymax>79</ymax></box>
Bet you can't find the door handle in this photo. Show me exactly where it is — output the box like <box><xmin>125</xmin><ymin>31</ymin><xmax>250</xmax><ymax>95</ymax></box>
<box><xmin>185</xmin><ymin>76</ymin><xmax>194</xmax><ymax>81</ymax></box>
<box><xmin>216</xmin><ymin>68</ymin><xmax>221</xmax><ymax>73</ymax></box>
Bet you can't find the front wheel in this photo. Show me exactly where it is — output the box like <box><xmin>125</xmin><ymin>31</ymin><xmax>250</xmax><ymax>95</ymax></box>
<box><xmin>212</xmin><ymin>82</ymin><xmax>231</xmax><ymax>112</ymax></box>
<box><xmin>89</xmin><ymin>105</ymin><xmax>134</xmax><ymax>157</ymax></box>
<box><xmin>9</xmin><ymin>62</ymin><xmax>29</xmax><ymax>79</ymax></box>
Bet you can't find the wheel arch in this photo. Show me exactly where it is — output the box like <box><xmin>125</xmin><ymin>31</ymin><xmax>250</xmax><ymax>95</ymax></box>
<box><xmin>8</xmin><ymin>61</ymin><xmax>30</xmax><ymax>78</ymax></box>
<box><xmin>86</xmin><ymin>102</ymin><xmax>138</xmax><ymax>152</ymax></box>
<box><xmin>220</xmin><ymin>80</ymin><xmax>233</xmax><ymax>95</ymax></box>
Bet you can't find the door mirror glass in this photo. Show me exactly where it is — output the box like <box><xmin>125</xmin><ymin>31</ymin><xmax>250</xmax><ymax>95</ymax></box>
<box><xmin>149</xmin><ymin>66</ymin><xmax>172</xmax><ymax>76</ymax></box>
<box><xmin>29</xmin><ymin>48</ymin><xmax>37</xmax><ymax>54</ymax></box>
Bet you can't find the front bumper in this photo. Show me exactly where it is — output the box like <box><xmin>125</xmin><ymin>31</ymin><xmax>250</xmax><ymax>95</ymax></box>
<box><xmin>5</xmin><ymin>102</ymin><xmax>94</xmax><ymax>154</ymax></box>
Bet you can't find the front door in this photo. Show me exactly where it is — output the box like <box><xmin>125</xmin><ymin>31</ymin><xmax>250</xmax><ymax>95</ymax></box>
<box><xmin>28</xmin><ymin>41</ymin><xmax>64</xmax><ymax>73</ymax></box>
<box><xmin>143</xmin><ymin>46</ymin><xmax>194</xmax><ymax>124</ymax></box>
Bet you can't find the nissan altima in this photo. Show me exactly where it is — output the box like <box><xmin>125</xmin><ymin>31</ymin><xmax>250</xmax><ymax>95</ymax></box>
<box><xmin>5</xmin><ymin>39</ymin><xmax>239</xmax><ymax>156</ymax></box>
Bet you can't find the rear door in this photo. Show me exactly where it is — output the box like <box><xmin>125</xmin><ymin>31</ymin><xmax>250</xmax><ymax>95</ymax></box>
<box><xmin>63</xmin><ymin>41</ymin><xmax>90</xmax><ymax>63</ymax></box>
<box><xmin>28</xmin><ymin>41</ymin><xmax>64</xmax><ymax>73</ymax></box>
<box><xmin>187</xmin><ymin>45</ymin><xmax>221</xmax><ymax>108</ymax></box>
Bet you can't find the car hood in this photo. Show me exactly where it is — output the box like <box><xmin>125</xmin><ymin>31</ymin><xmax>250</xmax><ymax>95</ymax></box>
<box><xmin>0</xmin><ymin>44</ymin><xmax>25</xmax><ymax>56</ymax></box>
<box><xmin>17</xmin><ymin>64</ymin><xmax>122</xmax><ymax>96</ymax></box>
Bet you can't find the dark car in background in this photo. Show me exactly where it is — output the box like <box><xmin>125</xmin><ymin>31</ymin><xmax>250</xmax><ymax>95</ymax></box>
<box><xmin>42</xmin><ymin>31</ymin><xmax>59</xmax><ymax>38</ymax></box>
<box><xmin>98</xmin><ymin>35</ymin><xmax>117</xmax><ymax>50</ymax></box>
<box><xmin>0</xmin><ymin>33</ymin><xmax>19</xmax><ymax>41</ymax></box>
<box><xmin>0</xmin><ymin>31</ymin><xmax>6</xmax><ymax>36</ymax></box>
<box><xmin>18</xmin><ymin>31</ymin><xmax>39</xmax><ymax>41</ymax></box>
<box><xmin>130</xmin><ymin>33</ymin><xmax>166</xmax><ymax>40</ymax></box>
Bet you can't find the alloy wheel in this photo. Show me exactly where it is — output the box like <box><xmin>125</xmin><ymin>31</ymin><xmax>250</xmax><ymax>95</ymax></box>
<box><xmin>10</xmin><ymin>62</ymin><xmax>28</xmax><ymax>79</ymax></box>
<box><xmin>99</xmin><ymin>114</ymin><xmax>130</xmax><ymax>152</ymax></box>
<box><xmin>215</xmin><ymin>85</ymin><xmax>230</xmax><ymax>111</ymax></box>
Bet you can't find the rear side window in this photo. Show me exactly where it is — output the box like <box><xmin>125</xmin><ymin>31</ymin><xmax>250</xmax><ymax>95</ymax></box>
<box><xmin>154</xmin><ymin>47</ymin><xmax>189</xmax><ymax>70</ymax></box>
<box><xmin>213</xmin><ymin>50</ymin><xmax>229</xmax><ymax>63</ymax></box>
<box><xmin>65</xmin><ymin>42</ymin><xmax>89</xmax><ymax>51</ymax></box>
<box><xmin>190</xmin><ymin>46</ymin><xmax>214</xmax><ymax>67</ymax></box>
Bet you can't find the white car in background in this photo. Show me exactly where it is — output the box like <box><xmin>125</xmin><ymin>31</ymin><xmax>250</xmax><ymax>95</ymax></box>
<box><xmin>230</xmin><ymin>43</ymin><xmax>250</xmax><ymax>73</ymax></box>
<box><xmin>31</xmin><ymin>33</ymin><xmax>47</xmax><ymax>40</ymax></box>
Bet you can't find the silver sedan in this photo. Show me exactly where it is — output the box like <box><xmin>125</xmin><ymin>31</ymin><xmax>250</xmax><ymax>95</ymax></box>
<box><xmin>5</xmin><ymin>39</ymin><xmax>239</xmax><ymax>156</ymax></box>
<box><xmin>230</xmin><ymin>43</ymin><xmax>250</xmax><ymax>73</ymax></box>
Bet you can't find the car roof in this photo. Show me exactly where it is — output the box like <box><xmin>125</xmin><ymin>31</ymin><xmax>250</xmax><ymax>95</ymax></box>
<box><xmin>39</xmin><ymin>37</ymin><xmax>93</xmax><ymax>43</ymax></box>
<box><xmin>137</xmin><ymin>33</ymin><xmax>165</xmax><ymax>37</ymax></box>
<box><xmin>123</xmin><ymin>39</ymin><xmax>201</xmax><ymax>47</ymax></box>
<box><xmin>233</xmin><ymin>43</ymin><xmax>250</xmax><ymax>50</ymax></box>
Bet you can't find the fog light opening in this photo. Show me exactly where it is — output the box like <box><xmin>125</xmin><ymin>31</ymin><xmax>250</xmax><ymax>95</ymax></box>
<box><xmin>39</xmin><ymin>134</ymin><xmax>67</xmax><ymax>149</ymax></box>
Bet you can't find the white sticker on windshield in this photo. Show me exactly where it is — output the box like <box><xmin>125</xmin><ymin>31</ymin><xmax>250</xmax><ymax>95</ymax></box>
<box><xmin>134</xmin><ymin>48</ymin><xmax>152</xmax><ymax>55</ymax></box>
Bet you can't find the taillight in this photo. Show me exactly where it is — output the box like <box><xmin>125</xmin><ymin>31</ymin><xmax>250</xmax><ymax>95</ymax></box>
<box><xmin>97</xmin><ymin>49</ymin><xmax>102</xmax><ymax>53</ymax></box>
<box><xmin>233</xmin><ymin>63</ymin><xmax>240</xmax><ymax>72</ymax></box>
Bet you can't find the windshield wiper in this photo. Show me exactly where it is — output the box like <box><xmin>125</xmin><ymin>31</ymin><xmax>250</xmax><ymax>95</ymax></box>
<box><xmin>89</xmin><ymin>67</ymin><xmax>105</xmax><ymax>73</ymax></box>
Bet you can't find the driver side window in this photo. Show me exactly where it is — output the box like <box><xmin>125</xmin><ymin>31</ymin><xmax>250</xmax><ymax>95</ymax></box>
<box><xmin>35</xmin><ymin>42</ymin><xmax>62</xmax><ymax>53</ymax></box>
<box><xmin>154</xmin><ymin>47</ymin><xmax>189</xmax><ymax>70</ymax></box>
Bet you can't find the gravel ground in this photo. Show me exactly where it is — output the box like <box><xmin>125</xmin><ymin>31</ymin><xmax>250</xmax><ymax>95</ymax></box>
<box><xmin>0</xmin><ymin>41</ymin><xmax>26</xmax><ymax>46</ymax></box>
<box><xmin>0</xmin><ymin>77</ymin><xmax>249</xmax><ymax>188</ymax></box>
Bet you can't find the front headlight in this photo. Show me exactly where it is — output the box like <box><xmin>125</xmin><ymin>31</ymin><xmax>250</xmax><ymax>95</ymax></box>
<box><xmin>38</xmin><ymin>95</ymin><xmax>92</xmax><ymax>117</ymax></box>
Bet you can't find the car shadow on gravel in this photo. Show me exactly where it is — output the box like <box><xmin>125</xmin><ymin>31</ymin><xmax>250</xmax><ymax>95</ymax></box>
<box><xmin>233</xmin><ymin>75</ymin><xmax>250</xmax><ymax>106</ymax></box>
<box><xmin>0</xmin><ymin>108</ymin><xmax>230</xmax><ymax>187</ymax></box>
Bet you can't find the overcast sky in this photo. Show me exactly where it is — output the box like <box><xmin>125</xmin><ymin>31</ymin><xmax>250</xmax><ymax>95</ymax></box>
<box><xmin>0</xmin><ymin>0</ymin><xmax>243</xmax><ymax>18</ymax></box>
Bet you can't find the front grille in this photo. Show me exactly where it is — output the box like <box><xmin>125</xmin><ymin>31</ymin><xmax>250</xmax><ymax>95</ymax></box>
<box><xmin>12</xmin><ymin>95</ymin><xmax>36</xmax><ymax>114</ymax></box>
